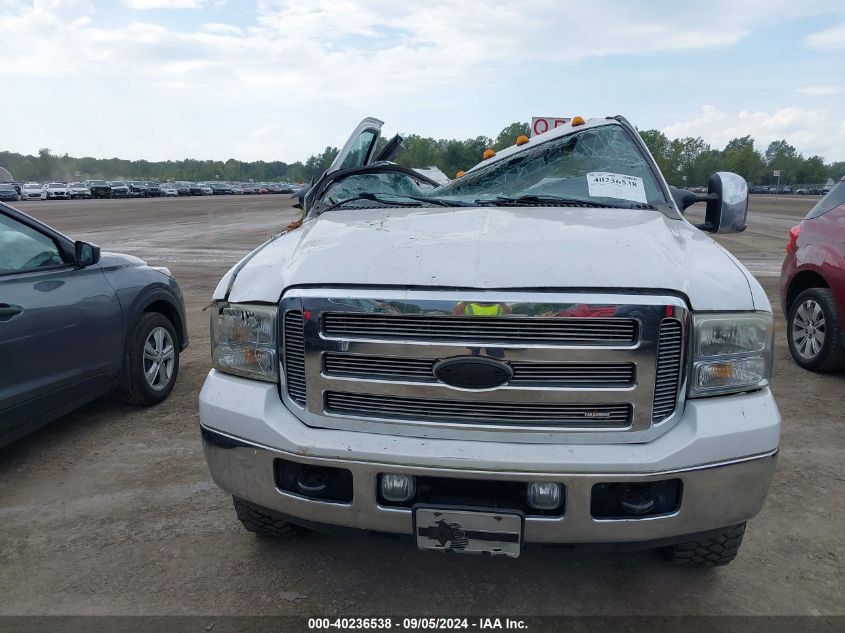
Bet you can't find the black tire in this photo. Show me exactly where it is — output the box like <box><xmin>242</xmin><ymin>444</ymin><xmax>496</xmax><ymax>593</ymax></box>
<box><xmin>123</xmin><ymin>312</ymin><xmax>180</xmax><ymax>406</ymax></box>
<box><xmin>664</xmin><ymin>523</ymin><xmax>746</xmax><ymax>567</ymax></box>
<box><xmin>233</xmin><ymin>497</ymin><xmax>305</xmax><ymax>538</ymax></box>
<box><xmin>787</xmin><ymin>287</ymin><xmax>845</xmax><ymax>372</ymax></box>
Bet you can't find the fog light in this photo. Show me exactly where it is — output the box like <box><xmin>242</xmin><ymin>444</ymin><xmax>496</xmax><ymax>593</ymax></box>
<box><xmin>526</xmin><ymin>482</ymin><xmax>563</xmax><ymax>510</ymax></box>
<box><xmin>380</xmin><ymin>474</ymin><xmax>416</xmax><ymax>502</ymax></box>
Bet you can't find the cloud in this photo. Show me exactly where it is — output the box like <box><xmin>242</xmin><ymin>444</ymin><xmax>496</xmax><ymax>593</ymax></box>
<box><xmin>663</xmin><ymin>105</ymin><xmax>845</xmax><ymax>161</ymax></box>
<box><xmin>796</xmin><ymin>85</ymin><xmax>845</xmax><ymax>95</ymax></box>
<box><xmin>804</xmin><ymin>20</ymin><xmax>845</xmax><ymax>50</ymax></box>
<box><xmin>1</xmin><ymin>0</ymin><xmax>845</xmax><ymax>161</ymax></box>
<box><xmin>123</xmin><ymin>0</ymin><xmax>208</xmax><ymax>8</ymax></box>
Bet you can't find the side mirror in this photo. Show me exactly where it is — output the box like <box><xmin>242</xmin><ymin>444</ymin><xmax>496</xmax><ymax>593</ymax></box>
<box><xmin>74</xmin><ymin>240</ymin><xmax>101</xmax><ymax>267</ymax></box>
<box><xmin>700</xmin><ymin>172</ymin><xmax>748</xmax><ymax>233</ymax></box>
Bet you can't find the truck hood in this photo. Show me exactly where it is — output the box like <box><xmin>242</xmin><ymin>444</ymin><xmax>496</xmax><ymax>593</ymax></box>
<box><xmin>221</xmin><ymin>206</ymin><xmax>759</xmax><ymax>311</ymax></box>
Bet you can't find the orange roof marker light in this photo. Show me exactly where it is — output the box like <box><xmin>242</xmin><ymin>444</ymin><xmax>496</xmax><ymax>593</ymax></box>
<box><xmin>482</xmin><ymin>148</ymin><xmax>496</xmax><ymax>160</ymax></box>
<box><xmin>456</xmin><ymin>170</ymin><xmax>466</xmax><ymax>178</ymax></box>
<box><xmin>571</xmin><ymin>116</ymin><xmax>585</xmax><ymax>126</ymax></box>
<box><xmin>515</xmin><ymin>134</ymin><xmax>529</xmax><ymax>146</ymax></box>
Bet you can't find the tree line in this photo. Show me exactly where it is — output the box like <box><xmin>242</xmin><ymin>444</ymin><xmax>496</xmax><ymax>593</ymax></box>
<box><xmin>2</xmin><ymin>122</ymin><xmax>842</xmax><ymax>187</ymax></box>
<box><xmin>639</xmin><ymin>131</ymin><xmax>843</xmax><ymax>187</ymax></box>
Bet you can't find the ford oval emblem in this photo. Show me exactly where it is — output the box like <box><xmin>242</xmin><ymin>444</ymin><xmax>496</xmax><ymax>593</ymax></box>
<box><xmin>433</xmin><ymin>357</ymin><xmax>513</xmax><ymax>390</ymax></box>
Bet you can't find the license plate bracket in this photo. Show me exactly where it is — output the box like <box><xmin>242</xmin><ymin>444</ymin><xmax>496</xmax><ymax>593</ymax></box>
<box><xmin>413</xmin><ymin>506</ymin><xmax>523</xmax><ymax>558</ymax></box>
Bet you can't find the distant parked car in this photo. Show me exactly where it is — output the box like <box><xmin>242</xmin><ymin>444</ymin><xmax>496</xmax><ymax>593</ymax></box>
<box><xmin>750</xmin><ymin>186</ymin><xmax>766</xmax><ymax>194</ymax></box>
<box><xmin>171</xmin><ymin>182</ymin><xmax>191</xmax><ymax>196</ymax></box>
<box><xmin>781</xmin><ymin>185</ymin><xmax>792</xmax><ymax>194</ymax></box>
<box><xmin>43</xmin><ymin>183</ymin><xmax>71</xmax><ymax>200</ymax></box>
<box><xmin>68</xmin><ymin>182</ymin><xmax>92</xmax><ymax>199</ymax></box>
<box><xmin>821</xmin><ymin>186</ymin><xmax>832</xmax><ymax>195</ymax></box>
<box><xmin>128</xmin><ymin>181</ymin><xmax>148</xmax><ymax>198</ymax></box>
<box><xmin>86</xmin><ymin>180</ymin><xmax>112</xmax><ymax>199</ymax></box>
<box><xmin>160</xmin><ymin>183</ymin><xmax>179</xmax><ymax>197</ymax></box>
<box><xmin>20</xmin><ymin>183</ymin><xmax>44</xmax><ymax>201</ymax></box>
<box><xmin>191</xmin><ymin>183</ymin><xmax>213</xmax><ymax>196</ymax></box>
<box><xmin>0</xmin><ymin>184</ymin><xmax>19</xmax><ymax>202</ymax></box>
<box><xmin>0</xmin><ymin>202</ymin><xmax>188</xmax><ymax>447</ymax></box>
<box><xmin>108</xmin><ymin>181</ymin><xmax>130</xmax><ymax>198</ymax></box>
<box><xmin>144</xmin><ymin>182</ymin><xmax>162</xmax><ymax>197</ymax></box>
<box><xmin>239</xmin><ymin>184</ymin><xmax>256</xmax><ymax>195</ymax></box>
<box><xmin>780</xmin><ymin>176</ymin><xmax>845</xmax><ymax>371</ymax></box>
<box><xmin>795</xmin><ymin>188</ymin><xmax>808</xmax><ymax>195</ymax></box>
<box><xmin>209</xmin><ymin>183</ymin><xmax>233</xmax><ymax>195</ymax></box>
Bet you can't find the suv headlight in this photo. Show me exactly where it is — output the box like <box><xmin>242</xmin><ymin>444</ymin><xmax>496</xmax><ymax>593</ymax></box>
<box><xmin>689</xmin><ymin>312</ymin><xmax>773</xmax><ymax>397</ymax></box>
<box><xmin>211</xmin><ymin>303</ymin><xmax>278</xmax><ymax>382</ymax></box>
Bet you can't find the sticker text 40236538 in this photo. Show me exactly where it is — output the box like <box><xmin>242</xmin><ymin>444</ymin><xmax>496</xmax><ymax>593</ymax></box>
<box><xmin>586</xmin><ymin>172</ymin><xmax>648</xmax><ymax>204</ymax></box>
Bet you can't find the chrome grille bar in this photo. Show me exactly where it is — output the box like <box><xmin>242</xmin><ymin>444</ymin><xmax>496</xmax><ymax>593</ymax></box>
<box><xmin>324</xmin><ymin>353</ymin><xmax>635</xmax><ymax>387</ymax></box>
<box><xmin>283</xmin><ymin>310</ymin><xmax>307</xmax><ymax>406</ymax></box>
<box><xmin>322</xmin><ymin>313</ymin><xmax>636</xmax><ymax>344</ymax></box>
<box><xmin>325</xmin><ymin>392</ymin><xmax>632</xmax><ymax>428</ymax></box>
<box><xmin>652</xmin><ymin>319</ymin><xmax>683</xmax><ymax>422</ymax></box>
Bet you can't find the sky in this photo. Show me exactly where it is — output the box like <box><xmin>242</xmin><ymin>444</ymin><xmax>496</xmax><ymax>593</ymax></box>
<box><xmin>1</xmin><ymin>0</ymin><xmax>845</xmax><ymax>163</ymax></box>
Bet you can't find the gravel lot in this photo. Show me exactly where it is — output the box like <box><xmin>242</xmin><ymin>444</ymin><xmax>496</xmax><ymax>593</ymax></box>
<box><xmin>0</xmin><ymin>195</ymin><xmax>843</xmax><ymax>616</ymax></box>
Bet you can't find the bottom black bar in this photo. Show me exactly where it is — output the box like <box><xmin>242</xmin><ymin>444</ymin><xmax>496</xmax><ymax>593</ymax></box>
<box><xmin>0</xmin><ymin>616</ymin><xmax>842</xmax><ymax>633</ymax></box>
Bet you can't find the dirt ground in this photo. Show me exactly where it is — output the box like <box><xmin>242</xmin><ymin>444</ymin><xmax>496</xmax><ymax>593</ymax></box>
<box><xmin>0</xmin><ymin>195</ymin><xmax>842</xmax><ymax>616</ymax></box>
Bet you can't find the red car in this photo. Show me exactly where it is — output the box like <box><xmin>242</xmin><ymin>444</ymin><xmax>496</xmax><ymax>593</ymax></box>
<box><xmin>780</xmin><ymin>176</ymin><xmax>845</xmax><ymax>371</ymax></box>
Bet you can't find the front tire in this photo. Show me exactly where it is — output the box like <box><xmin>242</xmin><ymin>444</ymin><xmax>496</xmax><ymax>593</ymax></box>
<box><xmin>233</xmin><ymin>497</ymin><xmax>306</xmax><ymax>538</ymax></box>
<box><xmin>124</xmin><ymin>312</ymin><xmax>180</xmax><ymax>405</ymax></box>
<box><xmin>664</xmin><ymin>523</ymin><xmax>746</xmax><ymax>567</ymax></box>
<box><xmin>787</xmin><ymin>288</ymin><xmax>845</xmax><ymax>372</ymax></box>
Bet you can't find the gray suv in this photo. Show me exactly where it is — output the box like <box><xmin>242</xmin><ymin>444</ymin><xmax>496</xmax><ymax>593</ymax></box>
<box><xmin>0</xmin><ymin>203</ymin><xmax>188</xmax><ymax>447</ymax></box>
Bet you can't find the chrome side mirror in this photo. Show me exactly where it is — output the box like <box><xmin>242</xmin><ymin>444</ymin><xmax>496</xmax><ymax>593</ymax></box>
<box><xmin>703</xmin><ymin>172</ymin><xmax>748</xmax><ymax>234</ymax></box>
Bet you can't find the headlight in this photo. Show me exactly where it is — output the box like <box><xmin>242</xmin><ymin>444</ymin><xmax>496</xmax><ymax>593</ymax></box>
<box><xmin>211</xmin><ymin>303</ymin><xmax>278</xmax><ymax>382</ymax></box>
<box><xmin>689</xmin><ymin>312</ymin><xmax>773</xmax><ymax>397</ymax></box>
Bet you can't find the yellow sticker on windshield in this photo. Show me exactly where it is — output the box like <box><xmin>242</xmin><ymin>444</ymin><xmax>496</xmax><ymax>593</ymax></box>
<box><xmin>586</xmin><ymin>172</ymin><xmax>648</xmax><ymax>204</ymax></box>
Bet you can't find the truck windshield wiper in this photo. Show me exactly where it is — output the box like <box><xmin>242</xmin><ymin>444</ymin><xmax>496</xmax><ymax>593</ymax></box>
<box><xmin>320</xmin><ymin>192</ymin><xmax>471</xmax><ymax>214</ymax></box>
<box><xmin>476</xmin><ymin>195</ymin><xmax>653</xmax><ymax>210</ymax></box>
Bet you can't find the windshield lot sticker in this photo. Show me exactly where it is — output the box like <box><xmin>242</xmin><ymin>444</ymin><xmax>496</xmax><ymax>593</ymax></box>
<box><xmin>587</xmin><ymin>172</ymin><xmax>648</xmax><ymax>204</ymax></box>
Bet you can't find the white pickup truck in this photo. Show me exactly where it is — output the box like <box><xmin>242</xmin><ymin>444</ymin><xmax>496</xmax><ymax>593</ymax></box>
<box><xmin>199</xmin><ymin>116</ymin><xmax>779</xmax><ymax>566</ymax></box>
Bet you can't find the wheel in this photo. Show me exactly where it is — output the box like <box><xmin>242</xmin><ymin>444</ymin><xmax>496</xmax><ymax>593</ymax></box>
<box><xmin>123</xmin><ymin>312</ymin><xmax>180</xmax><ymax>405</ymax></box>
<box><xmin>232</xmin><ymin>497</ymin><xmax>305</xmax><ymax>538</ymax></box>
<box><xmin>664</xmin><ymin>523</ymin><xmax>746</xmax><ymax>567</ymax></box>
<box><xmin>787</xmin><ymin>288</ymin><xmax>845</xmax><ymax>372</ymax></box>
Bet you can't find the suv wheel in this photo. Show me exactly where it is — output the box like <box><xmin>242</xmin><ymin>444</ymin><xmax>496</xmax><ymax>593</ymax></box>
<box><xmin>124</xmin><ymin>312</ymin><xmax>180</xmax><ymax>405</ymax></box>
<box><xmin>664</xmin><ymin>523</ymin><xmax>746</xmax><ymax>567</ymax></box>
<box><xmin>787</xmin><ymin>288</ymin><xmax>845</xmax><ymax>372</ymax></box>
<box><xmin>233</xmin><ymin>497</ymin><xmax>306</xmax><ymax>538</ymax></box>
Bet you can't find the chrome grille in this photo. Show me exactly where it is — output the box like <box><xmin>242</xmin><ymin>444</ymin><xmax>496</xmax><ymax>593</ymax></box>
<box><xmin>322</xmin><ymin>313</ymin><xmax>636</xmax><ymax>345</ymax></box>
<box><xmin>652</xmin><ymin>318</ymin><xmax>683</xmax><ymax>422</ymax></box>
<box><xmin>281</xmin><ymin>290</ymin><xmax>688</xmax><ymax>442</ymax></box>
<box><xmin>325</xmin><ymin>392</ymin><xmax>632</xmax><ymax>428</ymax></box>
<box><xmin>324</xmin><ymin>353</ymin><xmax>635</xmax><ymax>387</ymax></box>
<box><xmin>283</xmin><ymin>310</ymin><xmax>307</xmax><ymax>406</ymax></box>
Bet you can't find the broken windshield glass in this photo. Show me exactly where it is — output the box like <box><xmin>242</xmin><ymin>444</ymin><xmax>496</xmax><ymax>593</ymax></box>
<box><xmin>322</xmin><ymin>172</ymin><xmax>428</xmax><ymax>206</ymax></box>
<box><xmin>429</xmin><ymin>124</ymin><xmax>667</xmax><ymax>207</ymax></box>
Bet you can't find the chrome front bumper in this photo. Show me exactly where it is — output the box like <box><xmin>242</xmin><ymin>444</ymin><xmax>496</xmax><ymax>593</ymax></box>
<box><xmin>200</xmin><ymin>383</ymin><xmax>779</xmax><ymax>545</ymax></box>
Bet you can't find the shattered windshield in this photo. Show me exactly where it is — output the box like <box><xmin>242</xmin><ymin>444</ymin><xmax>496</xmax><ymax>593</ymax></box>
<box><xmin>321</xmin><ymin>172</ymin><xmax>428</xmax><ymax>207</ymax></box>
<box><xmin>430</xmin><ymin>124</ymin><xmax>667</xmax><ymax>207</ymax></box>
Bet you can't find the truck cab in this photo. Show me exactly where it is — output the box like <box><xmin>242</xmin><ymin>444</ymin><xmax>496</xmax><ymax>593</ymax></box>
<box><xmin>199</xmin><ymin>116</ymin><xmax>779</xmax><ymax>566</ymax></box>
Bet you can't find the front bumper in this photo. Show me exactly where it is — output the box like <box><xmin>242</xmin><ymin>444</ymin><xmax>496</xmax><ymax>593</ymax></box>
<box><xmin>200</xmin><ymin>370</ymin><xmax>779</xmax><ymax>545</ymax></box>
